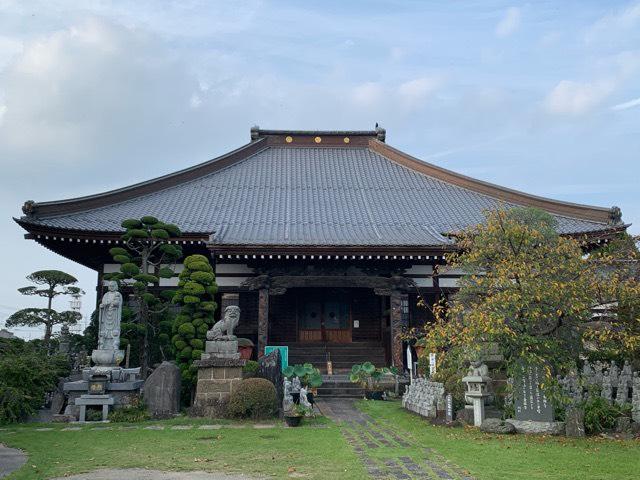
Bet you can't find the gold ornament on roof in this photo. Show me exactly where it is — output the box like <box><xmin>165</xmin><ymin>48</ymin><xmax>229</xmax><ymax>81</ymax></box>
<box><xmin>314</xmin><ymin>136</ymin><xmax>322</xmax><ymax>143</ymax></box>
<box><xmin>285</xmin><ymin>136</ymin><xmax>293</xmax><ymax>143</ymax></box>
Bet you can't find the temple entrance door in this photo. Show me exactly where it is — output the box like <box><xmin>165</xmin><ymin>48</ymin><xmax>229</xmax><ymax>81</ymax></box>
<box><xmin>298</xmin><ymin>290</ymin><xmax>352</xmax><ymax>343</ymax></box>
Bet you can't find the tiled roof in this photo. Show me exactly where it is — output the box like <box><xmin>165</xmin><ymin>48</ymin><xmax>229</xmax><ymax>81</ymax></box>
<box><xmin>19</xmin><ymin>146</ymin><xmax>614</xmax><ymax>247</ymax></box>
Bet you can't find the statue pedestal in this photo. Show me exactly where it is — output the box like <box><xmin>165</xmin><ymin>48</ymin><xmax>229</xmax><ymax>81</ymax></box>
<box><xmin>202</xmin><ymin>340</ymin><xmax>240</xmax><ymax>360</ymax></box>
<box><xmin>192</xmin><ymin>357</ymin><xmax>246</xmax><ymax>417</ymax></box>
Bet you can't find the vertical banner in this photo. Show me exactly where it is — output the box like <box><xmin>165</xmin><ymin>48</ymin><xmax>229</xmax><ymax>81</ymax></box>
<box><xmin>406</xmin><ymin>345</ymin><xmax>413</xmax><ymax>381</ymax></box>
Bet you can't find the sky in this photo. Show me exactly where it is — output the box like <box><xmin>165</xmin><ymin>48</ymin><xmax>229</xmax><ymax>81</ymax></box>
<box><xmin>0</xmin><ymin>0</ymin><xmax>638</xmax><ymax>339</ymax></box>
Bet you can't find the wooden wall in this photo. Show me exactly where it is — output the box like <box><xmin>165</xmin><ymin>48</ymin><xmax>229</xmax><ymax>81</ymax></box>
<box><xmin>268</xmin><ymin>288</ymin><xmax>382</xmax><ymax>344</ymax></box>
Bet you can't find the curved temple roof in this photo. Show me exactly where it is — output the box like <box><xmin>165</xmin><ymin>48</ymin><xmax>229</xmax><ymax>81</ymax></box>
<box><xmin>17</xmin><ymin>127</ymin><xmax>625</xmax><ymax>250</ymax></box>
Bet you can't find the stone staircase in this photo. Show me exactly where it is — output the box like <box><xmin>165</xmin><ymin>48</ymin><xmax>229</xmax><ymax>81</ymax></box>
<box><xmin>286</xmin><ymin>342</ymin><xmax>386</xmax><ymax>373</ymax></box>
<box><xmin>317</xmin><ymin>374</ymin><xmax>365</xmax><ymax>398</ymax></box>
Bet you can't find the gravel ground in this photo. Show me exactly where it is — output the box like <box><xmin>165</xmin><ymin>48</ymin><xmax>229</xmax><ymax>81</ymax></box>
<box><xmin>0</xmin><ymin>444</ymin><xmax>27</xmax><ymax>479</ymax></box>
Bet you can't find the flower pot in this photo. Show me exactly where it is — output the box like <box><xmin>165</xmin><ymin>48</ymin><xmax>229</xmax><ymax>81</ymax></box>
<box><xmin>365</xmin><ymin>390</ymin><xmax>384</xmax><ymax>401</ymax></box>
<box><xmin>285</xmin><ymin>415</ymin><xmax>302</xmax><ymax>427</ymax></box>
<box><xmin>238</xmin><ymin>345</ymin><xmax>253</xmax><ymax>360</ymax></box>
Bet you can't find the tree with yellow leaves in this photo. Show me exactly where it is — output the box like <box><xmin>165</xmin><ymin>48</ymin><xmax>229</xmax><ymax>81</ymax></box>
<box><xmin>422</xmin><ymin>207</ymin><xmax>639</xmax><ymax>377</ymax></box>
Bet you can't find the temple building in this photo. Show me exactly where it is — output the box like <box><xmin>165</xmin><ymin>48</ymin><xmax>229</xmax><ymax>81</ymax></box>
<box><xmin>16</xmin><ymin>127</ymin><xmax>627</xmax><ymax>370</ymax></box>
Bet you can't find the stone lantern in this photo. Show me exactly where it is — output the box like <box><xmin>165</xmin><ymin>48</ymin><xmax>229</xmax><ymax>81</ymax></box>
<box><xmin>462</xmin><ymin>361</ymin><xmax>492</xmax><ymax>427</ymax></box>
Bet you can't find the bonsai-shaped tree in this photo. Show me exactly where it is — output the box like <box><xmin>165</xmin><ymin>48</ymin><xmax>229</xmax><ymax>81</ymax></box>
<box><xmin>105</xmin><ymin>216</ymin><xmax>182</xmax><ymax>378</ymax></box>
<box><xmin>7</xmin><ymin>270</ymin><xmax>83</xmax><ymax>349</ymax></box>
<box><xmin>171</xmin><ymin>254</ymin><xmax>218</xmax><ymax>400</ymax></box>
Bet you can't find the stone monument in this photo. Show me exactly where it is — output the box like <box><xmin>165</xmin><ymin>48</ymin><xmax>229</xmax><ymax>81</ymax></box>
<box><xmin>507</xmin><ymin>363</ymin><xmax>564</xmax><ymax>435</ymax></box>
<box><xmin>91</xmin><ymin>281</ymin><xmax>125</xmax><ymax>375</ymax></box>
<box><xmin>63</xmin><ymin>281</ymin><xmax>143</xmax><ymax>422</ymax></box>
<box><xmin>193</xmin><ymin>299</ymin><xmax>246</xmax><ymax>417</ymax></box>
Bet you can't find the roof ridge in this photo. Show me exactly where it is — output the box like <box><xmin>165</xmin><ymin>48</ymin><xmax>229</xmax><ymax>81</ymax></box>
<box><xmin>368</xmin><ymin>139</ymin><xmax>618</xmax><ymax>225</ymax></box>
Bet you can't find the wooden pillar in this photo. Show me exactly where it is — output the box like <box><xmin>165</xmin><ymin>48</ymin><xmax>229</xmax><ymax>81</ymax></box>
<box><xmin>390</xmin><ymin>291</ymin><xmax>408</xmax><ymax>369</ymax></box>
<box><xmin>258</xmin><ymin>288</ymin><xmax>269</xmax><ymax>358</ymax></box>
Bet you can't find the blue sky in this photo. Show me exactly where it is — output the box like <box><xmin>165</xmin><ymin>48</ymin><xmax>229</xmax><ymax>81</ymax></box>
<box><xmin>0</xmin><ymin>1</ymin><xmax>638</xmax><ymax>338</ymax></box>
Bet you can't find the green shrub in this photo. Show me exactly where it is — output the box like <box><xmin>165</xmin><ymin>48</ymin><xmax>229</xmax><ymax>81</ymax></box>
<box><xmin>0</xmin><ymin>339</ymin><xmax>70</xmax><ymax>424</ymax></box>
<box><xmin>177</xmin><ymin>322</ymin><xmax>196</xmax><ymax>338</ymax></box>
<box><xmin>121</xmin><ymin>263</ymin><xmax>140</xmax><ymax>276</ymax></box>
<box><xmin>108</xmin><ymin>397</ymin><xmax>150</xmax><ymax>423</ymax></box>
<box><xmin>242</xmin><ymin>360</ymin><xmax>259</xmax><ymax>377</ymax></box>
<box><xmin>227</xmin><ymin>378</ymin><xmax>277</xmax><ymax>419</ymax></box>
<box><xmin>582</xmin><ymin>396</ymin><xmax>631</xmax><ymax>434</ymax></box>
<box><xmin>190</xmin><ymin>271</ymin><xmax>215</xmax><ymax>284</ymax></box>
<box><xmin>151</xmin><ymin>229</ymin><xmax>169</xmax><ymax>240</ymax></box>
<box><xmin>190</xmin><ymin>339</ymin><xmax>204</xmax><ymax>349</ymax></box>
<box><xmin>121</xmin><ymin>218</ymin><xmax>142</xmax><ymax>229</ymax></box>
<box><xmin>141</xmin><ymin>216</ymin><xmax>159</xmax><ymax>225</ymax></box>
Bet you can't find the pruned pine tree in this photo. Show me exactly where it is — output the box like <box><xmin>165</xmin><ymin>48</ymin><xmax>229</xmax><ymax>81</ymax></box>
<box><xmin>105</xmin><ymin>216</ymin><xmax>182</xmax><ymax>378</ymax></box>
<box><xmin>7</xmin><ymin>270</ymin><xmax>83</xmax><ymax>349</ymax></box>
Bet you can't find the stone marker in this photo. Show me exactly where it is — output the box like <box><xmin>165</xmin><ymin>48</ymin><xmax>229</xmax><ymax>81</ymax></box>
<box><xmin>257</xmin><ymin>349</ymin><xmax>283</xmax><ymax>414</ymax></box>
<box><xmin>514</xmin><ymin>363</ymin><xmax>554</xmax><ymax>422</ymax></box>
<box><xmin>143</xmin><ymin>361</ymin><xmax>181</xmax><ymax>417</ymax></box>
<box><xmin>564</xmin><ymin>407</ymin><xmax>585</xmax><ymax>437</ymax></box>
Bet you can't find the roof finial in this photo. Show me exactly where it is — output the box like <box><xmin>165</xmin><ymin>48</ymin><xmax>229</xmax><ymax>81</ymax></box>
<box><xmin>250</xmin><ymin>125</ymin><xmax>260</xmax><ymax>141</ymax></box>
<box><xmin>375</xmin><ymin>124</ymin><xmax>386</xmax><ymax>142</ymax></box>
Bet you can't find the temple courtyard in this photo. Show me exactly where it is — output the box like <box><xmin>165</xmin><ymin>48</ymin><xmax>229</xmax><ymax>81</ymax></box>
<box><xmin>1</xmin><ymin>400</ymin><xmax>639</xmax><ymax>480</ymax></box>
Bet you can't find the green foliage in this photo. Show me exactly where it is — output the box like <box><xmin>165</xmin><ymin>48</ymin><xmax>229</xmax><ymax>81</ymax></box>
<box><xmin>151</xmin><ymin>229</ymin><xmax>169</xmax><ymax>240</ymax></box>
<box><xmin>283</xmin><ymin>363</ymin><xmax>323</xmax><ymax>388</ymax></box>
<box><xmin>121</xmin><ymin>262</ymin><xmax>140</xmax><ymax>276</ymax></box>
<box><xmin>158</xmin><ymin>267</ymin><xmax>174</xmax><ymax>279</ymax></box>
<box><xmin>242</xmin><ymin>360</ymin><xmax>259</xmax><ymax>376</ymax></box>
<box><xmin>113</xmin><ymin>254</ymin><xmax>131</xmax><ymax>264</ymax></box>
<box><xmin>0</xmin><ymin>339</ymin><xmax>70</xmax><ymax>424</ymax></box>
<box><xmin>582</xmin><ymin>397</ymin><xmax>631</xmax><ymax>435</ymax></box>
<box><xmin>121</xmin><ymin>218</ymin><xmax>142</xmax><ymax>229</ymax></box>
<box><xmin>141</xmin><ymin>216</ymin><xmax>159</xmax><ymax>225</ymax></box>
<box><xmin>227</xmin><ymin>378</ymin><xmax>278</xmax><ymax>419</ymax></box>
<box><xmin>418</xmin><ymin>207</ymin><xmax>637</xmax><ymax>386</ymax></box>
<box><xmin>107</xmin><ymin>397</ymin><xmax>150</xmax><ymax>423</ymax></box>
<box><xmin>177</xmin><ymin>322</ymin><xmax>196</xmax><ymax>338</ymax></box>
<box><xmin>109</xmin><ymin>216</ymin><xmax>183</xmax><ymax>376</ymax></box>
<box><xmin>349</xmin><ymin>362</ymin><xmax>391</xmax><ymax>391</ymax></box>
<box><xmin>10</xmin><ymin>270</ymin><xmax>83</xmax><ymax>347</ymax></box>
<box><xmin>171</xmin><ymin>254</ymin><xmax>218</xmax><ymax>405</ymax></box>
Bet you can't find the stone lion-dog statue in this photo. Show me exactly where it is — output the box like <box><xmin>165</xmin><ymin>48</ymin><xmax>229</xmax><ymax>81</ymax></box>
<box><xmin>206</xmin><ymin>305</ymin><xmax>240</xmax><ymax>341</ymax></box>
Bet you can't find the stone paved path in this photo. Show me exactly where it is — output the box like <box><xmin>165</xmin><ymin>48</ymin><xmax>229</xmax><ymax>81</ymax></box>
<box><xmin>316</xmin><ymin>399</ymin><xmax>474</xmax><ymax>480</ymax></box>
<box><xmin>0</xmin><ymin>444</ymin><xmax>27</xmax><ymax>479</ymax></box>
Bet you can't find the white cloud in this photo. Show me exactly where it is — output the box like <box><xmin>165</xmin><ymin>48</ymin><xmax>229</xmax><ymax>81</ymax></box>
<box><xmin>495</xmin><ymin>7</ymin><xmax>521</xmax><ymax>38</ymax></box>
<box><xmin>611</xmin><ymin>96</ymin><xmax>640</xmax><ymax>111</ymax></box>
<box><xmin>544</xmin><ymin>79</ymin><xmax>615</xmax><ymax>115</ymax></box>
<box><xmin>352</xmin><ymin>82</ymin><xmax>384</xmax><ymax>107</ymax></box>
<box><xmin>585</xmin><ymin>2</ymin><xmax>640</xmax><ymax>44</ymax></box>
<box><xmin>397</xmin><ymin>76</ymin><xmax>442</xmax><ymax>105</ymax></box>
<box><xmin>0</xmin><ymin>18</ymin><xmax>197</xmax><ymax>166</ymax></box>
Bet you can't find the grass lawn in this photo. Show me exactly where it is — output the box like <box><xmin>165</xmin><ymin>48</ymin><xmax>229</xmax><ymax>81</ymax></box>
<box><xmin>1</xmin><ymin>402</ymin><xmax>639</xmax><ymax>480</ymax></box>
<box><xmin>360</xmin><ymin>400</ymin><xmax>640</xmax><ymax>480</ymax></box>
<box><xmin>0</xmin><ymin>416</ymin><xmax>367</xmax><ymax>480</ymax></box>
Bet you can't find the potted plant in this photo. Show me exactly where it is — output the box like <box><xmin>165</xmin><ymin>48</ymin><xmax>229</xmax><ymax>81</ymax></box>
<box><xmin>349</xmin><ymin>362</ymin><xmax>391</xmax><ymax>400</ymax></box>
<box><xmin>237</xmin><ymin>338</ymin><xmax>254</xmax><ymax>360</ymax></box>
<box><xmin>284</xmin><ymin>403</ymin><xmax>309</xmax><ymax>427</ymax></box>
<box><xmin>283</xmin><ymin>363</ymin><xmax>323</xmax><ymax>404</ymax></box>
